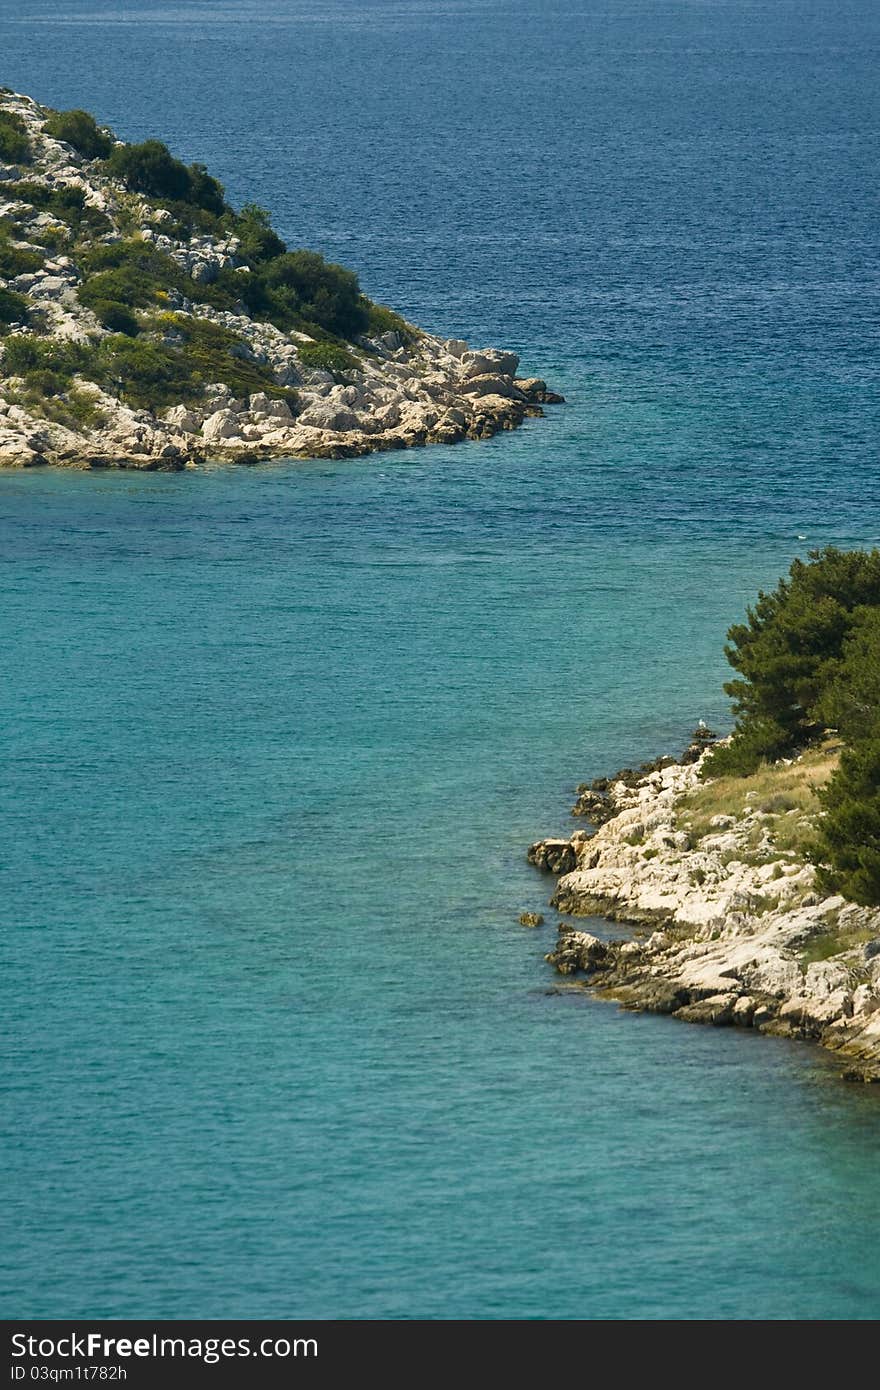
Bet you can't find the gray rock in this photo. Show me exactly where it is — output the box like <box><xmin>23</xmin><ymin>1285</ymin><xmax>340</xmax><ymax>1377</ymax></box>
<box><xmin>527</xmin><ymin>838</ymin><xmax>577</xmax><ymax>874</ymax></box>
<box><xmin>296</xmin><ymin>402</ymin><xmax>361</xmax><ymax>433</ymax></box>
<box><xmin>164</xmin><ymin>405</ymin><xmax>201</xmax><ymax>434</ymax></box>
<box><xmin>201</xmin><ymin>409</ymin><xmax>242</xmax><ymax>443</ymax></box>
<box><xmin>462</xmin><ymin>348</ymin><xmax>519</xmax><ymax>379</ymax></box>
<box><xmin>248</xmin><ymin>392</ymin><xmax>293</xmax><ymax>421</ymax></box>
<box><xmin>459</xmin><ymin>373</ymin><xmax>525</xmax><ymax>400</ymax></box>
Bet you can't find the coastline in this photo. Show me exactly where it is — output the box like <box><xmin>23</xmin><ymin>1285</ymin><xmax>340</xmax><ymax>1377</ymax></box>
<box><xmin>0</xmin><ymin>329</ymin><xmax>563</xmax><ymax>472</ymax></box>
<box><xmin>0</xmin><ymin>90</ymin><xmax>562</xmax><ymax>472</ymax></box>
<box><xmin>528</xmin><ymin>741</ymin><xmax>880</xmax><ymax>1083</ymax></box>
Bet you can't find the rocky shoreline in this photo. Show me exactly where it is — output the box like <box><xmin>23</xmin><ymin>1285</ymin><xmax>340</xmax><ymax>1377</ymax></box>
<box><xmin>0</xmin><ymin>90</ymin><xmax>562</xmax><ymax>471</ymax></box>
<box><xmin>528</xmin><ymin>738</ymin><xmax>880</xmax><ymax>1083</ymax></box>
<box><xmin>0</xmin><ymin>347</ymin><xmax>560</xmax><ymax>472</ymax></box>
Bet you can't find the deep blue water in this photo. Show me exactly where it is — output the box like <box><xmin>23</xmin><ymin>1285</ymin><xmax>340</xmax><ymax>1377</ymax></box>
<box><xmin>2</xmin><ymin>0</ymin><xmax>880</xmax><ymax>1319</ymax></box>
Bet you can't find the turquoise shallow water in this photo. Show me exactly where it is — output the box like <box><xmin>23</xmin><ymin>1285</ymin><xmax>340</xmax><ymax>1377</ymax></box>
<box><xmin>2</xmin><ymin>0</ymin><xmax>880</xmax><ymax>1319</ymax></box>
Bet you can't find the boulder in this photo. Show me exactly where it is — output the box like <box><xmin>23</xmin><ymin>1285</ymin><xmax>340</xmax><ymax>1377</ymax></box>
<box><xmin>295</xmin><ymin>401</ymin><xmax>361</xmax><ymax>433</ymax></box>
<box><xmin>546</xmin><ymin>929</ymin><xmax>610</xmax><ymax>975</ymax></box>
<box><xmin>461</xmin><ymin>348</ymin><xmax>519</xmax><ymax>379</ymax></box>
<box><xmin>527</xmin><ymin>838</ymin><xmax>577</xmax><ymax>874</ymax></box>
<box><xmin>201</xmin><ymin>409</ymin><xmax>242</xmax><ymax>443</ymax></box>
<box><xmin>459</xmin><ymin>373</ymin><xmax>525</xmax><ymax>400</ymax></box>
<box><xmin>514</xmin><ymin>377</ymin><xmax>565</xmax><ymax>404</ymax></box>
<box><xmin>29</xmin><ymin>275</ymin><xmax>68</xmax><ymax>299</ymax></box>
<box><xmin>373</xmin><ymin>400</ymin><xmax>401</xmax><ymax>429</ymax></box>
<box><xmin>248</xmin><ymin>392</ymin><xmax>293</xmax><ymax>421</ymax></box>
<box><xmin>164</xmin><ymin>405</ymin><xmax>201</xmax><ymax>434</ymax></box>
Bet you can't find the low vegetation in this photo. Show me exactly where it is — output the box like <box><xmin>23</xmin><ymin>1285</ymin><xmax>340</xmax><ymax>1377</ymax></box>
<box><xmin>1</xmin><ymin>315</ymin><xmax>296</xmax><ymax>415</ymax></box>
<box><xmin>0</xmin><ymin>286</ymin><xmax>29</xmax><ymax>332</ymax></box>
<box><xmin>0</xmin><ymin>109</ymin><xmax>30</xmax><ymax>163</ymax></box>
<box><xmin>681</xmin><ymin>742</ymin><xmax>839</xmax><ymax>865</ymax></box>
<box><xmin>3</xmin><ymin>180</ymin><xmax>113</xmax><ymax>238</ymax></box>
<box><xmin>43</xmin><ymin>108</ymin><xmax>112</xmax><ymax>160</ymax></box>
<box><xmin>296</xmin><ymin>340</ymin><xmax>359</xmax><ymax>375</ymax></box>
<box><xmin>1</xmin><ymin>96</ymin><xmax>409</xmax><ymax>401</ymax></box>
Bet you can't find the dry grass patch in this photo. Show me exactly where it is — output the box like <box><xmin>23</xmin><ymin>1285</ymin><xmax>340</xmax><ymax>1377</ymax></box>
<box><xmin>678</xmin><ymin>741</ymin><xmax>841</xmax><ymax>862</ymax></box>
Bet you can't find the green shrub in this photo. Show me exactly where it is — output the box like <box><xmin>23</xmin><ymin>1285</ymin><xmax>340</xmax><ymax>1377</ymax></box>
<box><xmin>150</xmin><ymin>312</ymin><xmax>298</xmax><ymax>406</ymax></box>
<box><xmin>0</xmin><ymin>110</ymin><xmax>31</xmax><ymax>163</ymax></box>
<box><xmin>22</xmin><ymin>366</ymin><xmax>66</xmax><ymax>397</ymax></box>
<box><xmin>92</xmin><ymin>334</ymin><xmax>195</xmax><ymax>411</ymax></box>
<box><xmin>1</xmin><ymin>334</ymin><xmax>89</xmax><ymax>378</ymax></box>
<box><xmin>63</xmin><ymin>386</ymin><xmax>106</xmax><ymax>429</ymax></box>
<box><xmin>232</xmin><ymin>204</ymin><xmax>286</xmax><ymax>264</ymax></box>
<box><xmin>296</xmin><ymin>340</ymin><xmax>358</xmax><ymax>375</ymax></box>
<box><xmin>364</xmin><ymin>300</ymin><xmax>413</xmax><ymax>343</ymax></box>
<box><xmin>0</xmin><ymin>287</ymin><xmax>29</xmax><ymax>331</ymax></box>
<box><xmin>43</xmin><ymin>109</ymin><xmax>113</xmax><ymax>160</ymax></box>
<box><xmin>260</xmin><ymin>250</ymin><xmax>368</xmax><ymax>338</ymax></box>
<box><xmin>3</xmin><ymin>180</ymin><xmax>110</xmax><ymax>236</ymax></box>
<box><xmin>77</xmin><ymin>241</ymin><xmax>133</xmax><ymax>274</ymax></box>
<box><xmin>77</xmin><ymin>240</ymin><xmax>185</xmax><ymax>313</ymax></box>
<box><xmin>0</xmin><ymin>236</ymin><xmax>43</xmax><ymax>279</ymax></box>
<box><xmin>701</xmin><ymin>719</ymin><xmax>793</xmax><ymax>778</ymax></box>
<box><xmin>8</xmin><ymin>375</ymin><xmax>107</xmax><ymax>432</ymax></box>
<box><xmin>1</xmin><ymin>334</ymin><xmax>40</xmax><ymax>373</ymax></box>
<box><xmin>106</xmin><ymin>140</ymin><xmax>227</xmax><ymax>217</ymax></box>
<box><xmin>90</xmin><ymin>299</ymin><xmax>140</xmax><ymax>336</ymax></box>
<box><xmin>85</xmin><ymin>322</ymin><xmax>291</xmax><ymax>413</ymax></box>
<box><xmin>32</xmin><ymin>224</ymin><xmax>70</xmax><ymax>253</ymax></box>
<box><xmin>79</xmin><ymin>265</ymin><xmax>156</xmax><ymax>310</ymax></box>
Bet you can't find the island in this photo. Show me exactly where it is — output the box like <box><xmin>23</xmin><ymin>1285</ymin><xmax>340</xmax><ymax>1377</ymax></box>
<box><xmin>0</xmin><ymin>90</ymin><xmax>561</xmax><ymax>470</ymax></box>
<box><xmin>529</xmin><ymin>548</ymin><xmax>880</xmax><ymax>1083</ymax></box>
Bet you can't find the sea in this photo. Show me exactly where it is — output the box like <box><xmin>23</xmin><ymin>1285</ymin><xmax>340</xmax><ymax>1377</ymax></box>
<box><xmin>2</xmin><ymin>0</ymin><xmax>880</xmax><ymax>1319</ymax></box>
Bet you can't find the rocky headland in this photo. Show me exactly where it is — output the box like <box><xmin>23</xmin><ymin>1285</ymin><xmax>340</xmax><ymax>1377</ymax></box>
<box><xmin>0</xmin><ymin>90</ymin><xmax>561</xmax><ymax>471</ymax></box>
<box><xmin>528</xmin><ymin>734</ymin><xmax>880</xmax><ymax>1083</ymax></box>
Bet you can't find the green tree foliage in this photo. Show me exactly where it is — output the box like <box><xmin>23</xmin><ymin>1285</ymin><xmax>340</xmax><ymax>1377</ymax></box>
<box><xmin>705</xmin><ymin>548</ymin><xmax>880</xmax><ymax>776</ymax></box>
<box><xmin>43</xmin><ymin>109</ymin><xmax>113</xmax><ymax>160</ymax></box>
<box><xmin>107</xmin><ymin>139</ymin><xmax>191</xmax><ymax>200</ymax></box>
<box><xmin>182</xmin><ymin>163</ymin><xmax>226</xmax><ymax>217</ymax></box>
<box><xmin>701</xmin><ymin>547</ymin><xmax>880</xmax><ymax>904</ymax></box>
<box><xmin>817</xmin><ymin>739</ymin><xmax>880</xmax><ymax>906</ymax></box>
<box><xmin>815</xmin><ymin>606</ymin><xmax>880</xmax><ymax>743</ymax></box>
<box><xmin>0</xmin><ymin>110</ymin><xmax>31</xmax><ymax>163</ymax></box>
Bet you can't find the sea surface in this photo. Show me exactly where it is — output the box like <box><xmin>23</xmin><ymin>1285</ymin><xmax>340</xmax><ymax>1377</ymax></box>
<box><xmin>2</xmin><ymin>0</ymin><xmax>880</xmax><ymax>1319</ymax></box>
